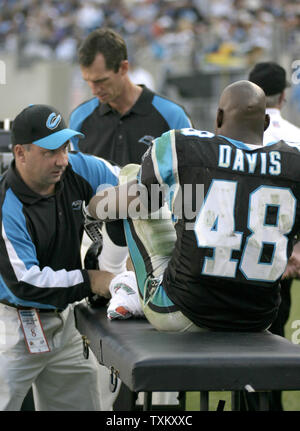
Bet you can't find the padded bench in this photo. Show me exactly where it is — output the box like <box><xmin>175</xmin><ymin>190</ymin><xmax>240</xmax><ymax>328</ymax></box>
<box><xmin>74</xmin><ymin>302</ymin><xmax>300</xmax><ymax>411</ymax></box>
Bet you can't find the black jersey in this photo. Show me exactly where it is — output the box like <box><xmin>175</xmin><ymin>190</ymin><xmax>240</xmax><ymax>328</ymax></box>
<box><xmin>140</xmin><ymin>128</ymin><xmax>300</xmax><ymax>331</ymax></box>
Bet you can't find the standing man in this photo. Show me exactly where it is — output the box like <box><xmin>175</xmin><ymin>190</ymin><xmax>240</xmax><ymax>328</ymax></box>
<box><xmin>249</xmin><ymin>62</ymin><xmax>300</xmax><ymax>144</ymax></box>
<box><xmin>249</xmin><ymin>62</ymin><xmax>300</xmax><ymax>410</ymax></box>
<box><xmin>69</xmin><ymin>28</ymin><xmax>192</xmax><ymax>166</ymax></box>
<box><xmin>0</xmin><ymin>104</ymin><xmax>118</xmax><ymax>411</ymax></box>
<box><xmin>70</xmin><ymin>27</ymin><xmax>192</xmax><ymax>409</ymax></box>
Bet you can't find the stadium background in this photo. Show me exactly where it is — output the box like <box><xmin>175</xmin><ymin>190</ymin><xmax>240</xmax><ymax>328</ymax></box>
<box><xmin>1</xmin><ymin>0</ymin><xmax>300</xmax><ymax>410</ymax></box>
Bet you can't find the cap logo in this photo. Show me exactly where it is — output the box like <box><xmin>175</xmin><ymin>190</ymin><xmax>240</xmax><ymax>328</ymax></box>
<box><xmin>46</xmin><ymin>112</ymin><xmax>62</xmax><ymax>130</ymax></box>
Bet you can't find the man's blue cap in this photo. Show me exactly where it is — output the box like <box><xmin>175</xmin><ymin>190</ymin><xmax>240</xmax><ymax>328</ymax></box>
<box><xmin>11</xmin><ymin>104</ymin><xmax>84</xmax><ymax>149</ymax></box>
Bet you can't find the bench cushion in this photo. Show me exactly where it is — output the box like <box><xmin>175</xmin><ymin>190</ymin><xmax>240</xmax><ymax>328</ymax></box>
<box><xmin>75</xmin><ymin>303</ymin><xmax>300</xmax><ymax>393</ymax></box>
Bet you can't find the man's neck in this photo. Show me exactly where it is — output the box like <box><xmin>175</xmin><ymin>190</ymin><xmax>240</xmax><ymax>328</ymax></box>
<box><xmin>109</xmin><ymin>82</ymin><xmax>142</xmax><ymax>116</ymax></box>
<box><xmin>15</xmin><ymin>164</ymin><xmax>55</xmax><ymax>196</ymax></box>
<box><xmin>219</xmin><ymin>128</ymin><xmax>264</xmax><ymax>146</ymax></box>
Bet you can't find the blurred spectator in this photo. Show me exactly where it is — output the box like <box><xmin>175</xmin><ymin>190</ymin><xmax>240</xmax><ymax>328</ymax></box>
<box><xmin>128</xmin><ymin>56</ymin><xmax>156</xmax><ymax>91</ymax></box>
<box><xmin>0</xmin><ymin>0</ymin><xmax>299</xmax><ymax>70</ymax></box>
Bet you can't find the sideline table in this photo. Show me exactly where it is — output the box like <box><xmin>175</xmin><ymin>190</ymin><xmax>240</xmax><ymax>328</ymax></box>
<box><xmin>75</xmin><ymin>302</ymin><xmax>300</xmax><ymax>411</ymax></box>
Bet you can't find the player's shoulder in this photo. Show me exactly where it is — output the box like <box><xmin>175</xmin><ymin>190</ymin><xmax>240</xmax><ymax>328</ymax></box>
<box><xmin>266</xmin><ymin>139</ymin><xmax>300</xmax><ymax>155</ymax></box>
<box><xmin>173</xmin><ymin>128</ymin><xmax>222</xmax><ymax>147</ymax></box>
<box><xmin>176</xmin><ymin>128</ymin><xmax>216</xmax><ymax>138</ymax></box>
<box><xmin>69</xmin><ymin>97</ymin><xmax>99</xmax><ymax>127</ymax></box>
<box><xmin>152</xmin><ymin>129</ymin><xmax>220</xmax><ymax>160</ymax></box>
<box><xmin>264</xmin><ymin>140</ymin><xmax>300</xmax><ymax>180</ymax></box>
<box><xmin>154</xmin><ymin>128</ymin><xmax>219</xmax><ymax>144</ymax></box>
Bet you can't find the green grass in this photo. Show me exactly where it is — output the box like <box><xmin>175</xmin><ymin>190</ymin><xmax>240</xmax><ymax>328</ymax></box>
<box><xmin>281</xmin><ymin>279</ymin><xmax>300</xmax><ymax>411</ymax></box>
<box><xmin>185</xmin><ymin>280</ymin><xmax>300</xmax><ymax>411</ymax></box>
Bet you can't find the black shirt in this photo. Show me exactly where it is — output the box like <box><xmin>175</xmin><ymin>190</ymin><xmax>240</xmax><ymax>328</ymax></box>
<box><xmin>69</xmin><ymin>86</ymin><xmax>192</xmax><ymax>166</ymax></box>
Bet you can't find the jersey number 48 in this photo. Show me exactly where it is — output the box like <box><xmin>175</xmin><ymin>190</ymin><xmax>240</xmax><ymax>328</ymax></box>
<box><xmin>194</xmin><ymin>180</ymin><xmax>295</xmax><ymax>282</ymax></box>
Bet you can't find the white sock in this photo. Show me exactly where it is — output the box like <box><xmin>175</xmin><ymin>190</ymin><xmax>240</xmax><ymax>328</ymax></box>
<box><xmin>98</xmin><ymin>223</ymin><xmax>128</xmax><ymax>274</ymax></box>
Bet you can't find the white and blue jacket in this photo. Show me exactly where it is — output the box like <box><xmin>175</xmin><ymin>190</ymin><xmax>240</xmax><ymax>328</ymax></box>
<box><xmin>0</xmin><ymin>152</ymin><xmax>118</xmax><ymax>310</ymax></box>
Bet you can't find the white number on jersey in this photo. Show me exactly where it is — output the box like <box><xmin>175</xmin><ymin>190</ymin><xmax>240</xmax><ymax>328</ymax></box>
<box><xmin>180</xmin><ymin>128</ymin><xmax>215</xmax><ymax>139</ymax></box>
<box><xmin>194</xmin><ymin>180</ymin><xmax>296</xmax><ymax>282</ymax></box>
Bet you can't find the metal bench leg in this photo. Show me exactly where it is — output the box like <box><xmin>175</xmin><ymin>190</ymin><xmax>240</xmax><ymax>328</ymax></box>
<box><xmin>178</xmin><ymin>391</ymin><xmax>186</xmax><ymax>410</ymax></box>
<box><xmin>143</xmin><ymin>392</ymin><xmax>153</xmax><ymax>411</ymax></box>
<box><xmin>231</xmin><ymin>391</ymin><xmax>241</xmax><ymax>411</ymax></box>
<box><xmin>200</xmin><ymin>391</ymin><xmax>209</xmax><ymax>411</ymax></box>
<box><xmin>113</xmin><ymin>383</ymin><xmax>137</xmax><ymax>411</ymax></box>
<box><xmin>258</xmin><ymin>392</ymin><xmax>270</xmax><ymax>411</ymax></box>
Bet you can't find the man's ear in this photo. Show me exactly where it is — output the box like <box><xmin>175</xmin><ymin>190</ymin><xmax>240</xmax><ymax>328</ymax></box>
<box><xmin>216</xmin><ymin>108</ymin><xmax>224</xmax><ymax>128</ymax></box>
<box><xmin>119</xmin><ymin>60</ymin><xmax>129</xmax><ymax>75</ymax></box>
<box><xmin>13</xmin><ymin>144</ymin><xmax>27</xmax><ymax>163</ymax></box>
<box><xmin>279</xmin><ymin>90</ymin><xmax>286</xmax><ymax>107</ymax></box>
<box><xmin>264</xmin><ymin>113</ymin><xmax>270</xmax><ymax>131</ymax></box>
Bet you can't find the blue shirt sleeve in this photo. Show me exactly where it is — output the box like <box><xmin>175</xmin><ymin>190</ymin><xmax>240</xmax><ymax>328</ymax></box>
<box><xmin>69</xmin><ymin>98</ymin><xmax>99</xmax><ymax>150</ymax></box>
<box><xmin>152</xmin><ymin>95</ymin><xmax>193</xmax><ymax>129</ymax></box>
<box><xmin>68</xmin><ymin>152</ymin><xmax>119</xmax><ymax>194</ymax></box>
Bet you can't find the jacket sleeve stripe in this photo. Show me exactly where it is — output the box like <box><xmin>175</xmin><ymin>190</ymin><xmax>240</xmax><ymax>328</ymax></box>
<box><xmin>152</xmin><ymin>95</ymin><xmax>192</xmax><ymax>129</ymax></box>
<box><xmin>2</xmin><ymin>191</ymin><xmax>85</xmax><ymax>288</ymax></box>
<box><xmin>1</xmin><ymin>189</ymin><xmax>88</xmax><ymax>308</ymax></box>
<box><xmin>69</xmin><ymin>98</ymin><xmax>99</xmax><ymax>150</ymax></box>
<box><xmin>0</xmin><ymin>272</ymin><xmax>55</xmax><ymax>308</ymax></box>
<box><xmin>69</xmin><ymin>152</ymin><xmax>119</xmax><ymax>194</ymax></box>
<box><xmin>3</xmin><ymin>189</ymin><xmax>38</xmax><ymax>270</ymax></box>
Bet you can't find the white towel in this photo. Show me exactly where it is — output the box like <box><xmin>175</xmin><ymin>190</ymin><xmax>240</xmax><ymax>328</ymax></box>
<box><xmin>107</xmin><ymin>271</ymin><xmax>144</xmax><ymax>320</ymax></box>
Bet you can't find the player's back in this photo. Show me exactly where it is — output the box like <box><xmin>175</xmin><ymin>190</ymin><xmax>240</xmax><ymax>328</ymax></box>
<box><xmin>143</xmin><ymin>128</ymin><xmax>300</xmax><ymax>331</ymax></box>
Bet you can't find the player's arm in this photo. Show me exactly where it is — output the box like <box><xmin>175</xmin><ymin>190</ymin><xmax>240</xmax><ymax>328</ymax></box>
<box><xmin>88</xmin><ymin>179</ymin><xmax>141</xmax><ymax>221</ymax></box>
<box><xmin>88</xmin><ymin>129</ymin><xmax>178</xmax><ymax>221</ymax></box>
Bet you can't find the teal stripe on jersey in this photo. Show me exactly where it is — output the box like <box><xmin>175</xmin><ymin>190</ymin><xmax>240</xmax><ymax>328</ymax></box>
<box><xmin>151</xmin><ymin>283</ymin><xmax>175</xmax><ymax>308</ymax></box>
<box><xmin>123</xmin><ymin>219</ymin><xmax>147</xmax><ymax>294</ymax></box>
<box><xmin>152</xmin><ymin>130</ymin><xmax>179</xmax><ymax>212</ymax></box>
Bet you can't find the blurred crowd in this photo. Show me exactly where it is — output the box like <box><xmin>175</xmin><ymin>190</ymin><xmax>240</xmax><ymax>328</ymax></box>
<box><xmin>0</xmin><ymin>0</ymin><xmax>300</xmax><ymax>68</ymax></box>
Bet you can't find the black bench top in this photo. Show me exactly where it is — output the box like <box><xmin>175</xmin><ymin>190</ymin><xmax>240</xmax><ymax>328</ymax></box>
<box><xmin>75</xmin><ymin>303</ymin><xmax>300</xmax><ymax>393</ymax></box>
